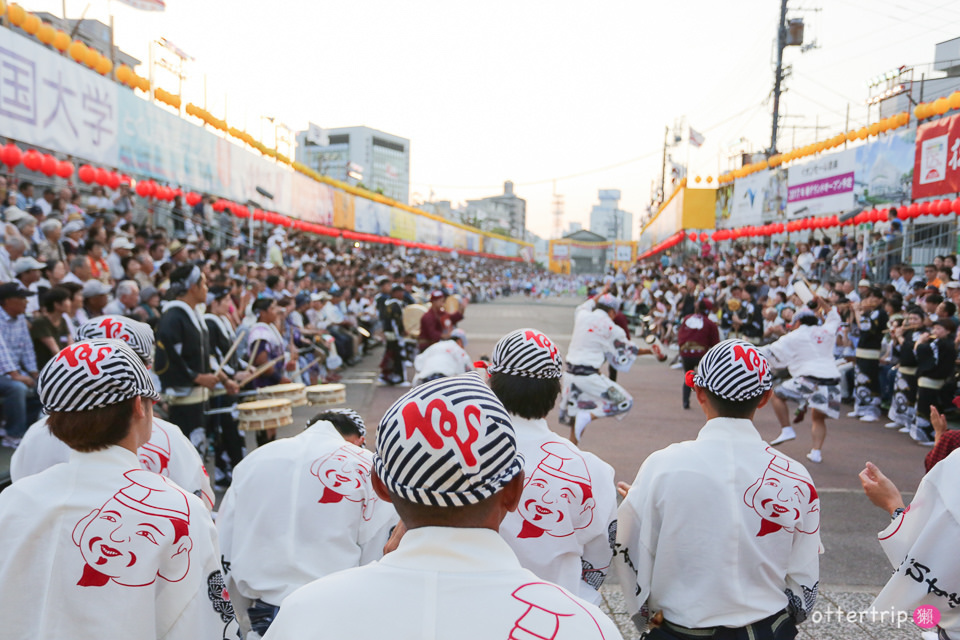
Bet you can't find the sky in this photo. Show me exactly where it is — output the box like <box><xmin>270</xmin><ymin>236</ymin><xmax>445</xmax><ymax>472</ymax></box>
<box><xmin>25</xmin><ymin>0</ymin><xmax>960</xmax><ymax>240</ymax></box>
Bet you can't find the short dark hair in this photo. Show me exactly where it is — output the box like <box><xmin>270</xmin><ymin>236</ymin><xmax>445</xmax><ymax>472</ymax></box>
<box><xmin>489</xmin><ymin>373</ymin><xmax>561</xmax><ymax>419</ymax></box>
<box><xmin>265</xmin><ymin>275</ymin><xmax>280</xmax><ymax>289</ymax></box>
<box><xmin>927</xmin><ymin>293</ymin><xmax>944</xmax><ymax>305</ymax></box>
<box><xmin>40</xmin><ymin>286</ymin><xmax>70</xmax><ymax>313</ymax></box>
<box><xmin>942</xmin><ymin>301</ymin><xmax>957</xmax><ymax>317</ymax></box>
<box><xmin>48</xmin><ymin>398</ymin><xmax>135</xmax><ymax>452</ymax></box>
<box><xmin>311</xmin><ymin>410</ymin><xmax>363</xmax><ymax>439</ymax></box>
<box><xmin>385</xmin><ymin>485</ymin><xmax>501</xmax><ymax>530</ymax></box>
<box><xmin>252</xmin><ymin>297</ymin><xmax>274</xmax><ymax>313</ymax></box>
<box><xmin>703</xmin><ymin>388</ymin><xmax>765</xmax><ymax>419</ymax></box>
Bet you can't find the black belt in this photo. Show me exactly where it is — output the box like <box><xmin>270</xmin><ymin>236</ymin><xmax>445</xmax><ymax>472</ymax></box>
<box><xmin>659</xmin><ymin>609</ymin><xmax>792</xmax><ymax>640</ymax></box>
<box><xmin>566</xmin><ymin>363</ymin><xmax>599</xmax><ymax>376</ymax></box>
<box><xmin>805</xmin><ymin>376</ymin><xmax>840</xmax><ymax>386</ymax></box>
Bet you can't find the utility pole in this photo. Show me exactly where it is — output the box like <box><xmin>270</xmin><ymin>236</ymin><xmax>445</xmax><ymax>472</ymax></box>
<box><xmin>660</xmin><ymin>125</ymin><xmax>669</xmax><ymax>205</ymax></box>
<box><xmin>770</xmin><ymin>0</ymin><xmax>789</xmax><ymax>154</ymax></box>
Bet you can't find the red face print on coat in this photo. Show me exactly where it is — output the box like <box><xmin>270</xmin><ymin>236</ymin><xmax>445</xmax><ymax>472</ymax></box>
<box><xmin>402</xmin><ymin>398</ymin><xmax>481</xmax><ymax>472</ymax></box>
<box><xmin>72</xmin><ymin>470</ymin><xmax>193</xmax><ymax>588</ymax></box>
<box><xmin>744</xmin><ymin>447</ymin><xmax>820</xmax><ymax>537</ymax></box>
<box><xmin>57</xmin><ymin>342</ymin><xmax>113</xmax><ymax>376</ymax></box>
<box><xmin>509</xmin><ymin>582</ymin><xmax>607</xmax><ymax>640</ymax></box>
<box><xmin>138</xmin><ymin>422</ymin><xmax>172</xmax><ymax>476</ymax></box>
<box><xmin>310</xmin><ymin>445</ymin><xmax>376</xmax><ymax>520</ymax></box>
<box><xmin>517</xmin><ymin>441</ymin><xmax>595</xmax><ymax>539</ymax></box>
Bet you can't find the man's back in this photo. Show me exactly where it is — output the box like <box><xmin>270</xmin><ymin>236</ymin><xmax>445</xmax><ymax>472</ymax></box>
<box><xmin>499</xmin><ymin>415</ymin><xmax>617</xmax><ymax>604</ymax></box>
<box><xmin>264</xmin><ymin>527</ymin><xmax>621</xmax><ymax>640</ymax></box>
<box><xmin>217</xmin><ymin>421</ymin><xmax>397</xmax><ymax>609</ymax></box>
<box><xmin>616</xmin><ymin>418</ymin><xmax>821</xmax><ymax>629</ymax></box>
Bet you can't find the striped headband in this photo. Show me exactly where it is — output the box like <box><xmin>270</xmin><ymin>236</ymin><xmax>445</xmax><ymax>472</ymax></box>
<box><xmin>38</xmin><ymin>340</ymin><xmax>161</xmax><ymax>413</ymax></box>
<box><xmin>77</xmin><ymin>316</ymin><xmax>155</xmax><ymax>365</ymax></box>
<box><xmin>309</xmin><ymin>408</ymin><xmax>367</xmax><ymax>437</ymax></box>
<box><xmin>488</xmin><ymin>328</ymin><xmax>563</xmax><ymax>379</ymax></box>
<box><xmin>693</xmin><ymin>339</ymin><xmax>772</xmax><ymax>402</ymax></box>
<box><xmin>374</xmin><ymin>372</ymin><xmax>523</xmax><ymax>507</ymax></box>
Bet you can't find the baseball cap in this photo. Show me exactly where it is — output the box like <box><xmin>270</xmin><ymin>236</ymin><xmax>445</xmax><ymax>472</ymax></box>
<box><xmin>0</xmin><ymin>282</ymin><xmax>30</xmax><ymax>301</ymax></box>
<box><xmin>690</xmin><ymin>339</ymin><xmax>773</xmax><ymax>402</ymax></box>
<box><xmin>488</xmin><ymin>328</ymin><xmax>563</xmax><ymax>379</ymax></box>
<box><xmin>430</xmin><ymin>290</ymin><xmax>445</xmax><ymax>300</ymax></box>
<box><xmin>12</xmin><ymin>256</ymin><xmax>45</xmax><ymax>275</ymax></box>
<box><xmin>374</xmin><ymin>372</ymin><xmax>523</xmax><ymax>507</ymax></box>
<box><xmin>82</xmin><ymin>280</ymin><xmax>112</xmax><ymax>298</ymax></box>
<box><xmin>596</xmin><ymin>293</ymin><xmax>621</xmax><ymax>311</ymax></box>
<box><xmin>63</xmin><ymin>220</ymin><xmax>85</xmax><ymax>234</ymax></box>
<box><xmin>858</xmin><ymin>279</ymin><xmax>871</xmax><ymax>287</ymax></box>
<box><xmin>111</xmin><ymin>236</ymin><xmax>135</xmax><ymax>251</ymax></box>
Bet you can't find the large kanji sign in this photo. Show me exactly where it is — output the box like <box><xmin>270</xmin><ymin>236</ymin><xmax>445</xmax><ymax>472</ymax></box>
<box><xmin>914</xmin><ymin>112</ymin><xmax>960</xmax><ymax>199</ymax></box>
<box><xmin>0</xmin><ymin>29</ymin><xmax>118</xmax><ymax>165</ymax></box>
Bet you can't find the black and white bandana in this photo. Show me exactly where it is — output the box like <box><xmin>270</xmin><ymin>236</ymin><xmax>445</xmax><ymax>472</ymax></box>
<box><xmin>487</xmin><ymin>328</ymin><xmax>563</xmax><ymax>379</ymax></box>
<box><xmin>694</xmin><ymin>339</ymin><xmax>773</xmax><ymax>401</ymax></box>
<box><xmin>77</xmin><ymin>315</ymin><xmax>155</xmax><ymax>365</ymax></box>
<box><xmin>310</xmin><ymin>407</ymin><xmax>367</xmax><ymax>437</ymax></box>
<box><xmin>38</xmin><ymin>339</ymin><xmax>161</xmax><ymax>412</ymax></box>
<box><xmin>374</xmin><ymin>372</ymin><xmax>523</xmax><ymax>507</ymax></box>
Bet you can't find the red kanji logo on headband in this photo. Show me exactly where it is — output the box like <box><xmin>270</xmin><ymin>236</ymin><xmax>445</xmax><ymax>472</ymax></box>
<box><xmin>403</xmin><ymin>398</ymin><xmax>481</xmax><ymax>470</ymax></box>
<box><xmin>98</xmin><ymin>317</ymin><xmax>131</xmax><ymax>343</ymax></box>
<box><xmin>732</xmin><ymin>344</ymin><xmax>768</xmax><ymax>384</ymax></box>
<box><xmin>524</xmin><ymin>330</ymin><xmax>559</xmax><ymax>361</ymax></box>
<box><xmin>57</xmin><ymin>343</ymin><xmax>113</xmax><ymax>376</ymax></box>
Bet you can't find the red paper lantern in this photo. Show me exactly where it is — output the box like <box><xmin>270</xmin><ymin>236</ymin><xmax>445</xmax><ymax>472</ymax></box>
<box><xmin>105</xmin><ymin>172</ymin><xmax>120</xmax><ymax>190</ymax></box>
<box><xmin>699</xmin><ymin>232</ymin><xmax>709</xmax><ymax>242</ymax></box>
<box><xmin>135</xmin><ymin>181</ymin><xmax>150</xmax><ymax>197</ymax></box>
<box><xmin>919</xmin><ymin>201</ymin><xmax>932</xmax><ymax>215</ymax></box>
<box><xmin>938</xmin><ymin>199</ymin><xmax>952</xmax><ymax>215</ymax></box>
<box><xmin>40</xmin><ymin>154</ymin><xmax>58</xmax><ymax>177</ymax></box>
<box><xmin>146</xmin><ymin>181</ymin><xmax>158</xmax><ymax>197</ymax></box>
<box><xmin>951</xmin><ymin>198</ymin><xmax>960</xmax><ymax>215</ymax></box>
<box><xmin>0</xmin><ymin>144</ymin><xmax>22</xmax><ymax>169</ymax></box>
<box><xmin>22</xmin><ymin>149</ymin><xmax>43</xmax><ymax>172</ymax></box>
<box><xmin>77</xmin><ymin>165</ymin><xmax>94</xmax><ymax>184</ymax></box>
<box><xmin>186</xmin><ymin>192</ymin><xmax>202</xmax><ymax>207</ymax></box>
<box><xmin>94</xmin><ymin>167</ymin><xmax>108</xmax><ymax>186</ymax></box>
<box><xmin>55</xmin><ymin>160</ymin><xmax>74</xmax><ymax>179</ymax></box>
<box><xmin>688</xmin><ymin>232</ymin><xmax>697</xmax><ymax>241</ymax></box>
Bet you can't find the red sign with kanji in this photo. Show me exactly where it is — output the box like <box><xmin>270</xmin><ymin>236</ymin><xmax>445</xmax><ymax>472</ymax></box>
<box><xmin>914</xmin><ymin>112</ymin><xmax>960</xmax><ymax>199</ymax></box>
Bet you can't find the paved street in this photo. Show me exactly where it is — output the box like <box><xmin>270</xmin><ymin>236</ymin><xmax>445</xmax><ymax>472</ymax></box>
<box><xmin>345</xmin><ymin>296</ymin><xmax>933</xmax><ymax>640</ymax></box>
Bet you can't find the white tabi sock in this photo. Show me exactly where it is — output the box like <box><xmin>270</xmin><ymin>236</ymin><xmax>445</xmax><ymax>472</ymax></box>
<box><xmin>574</xmin><ymin>412</ymin><xmax>593</xmax><ymax>441</ymax></box>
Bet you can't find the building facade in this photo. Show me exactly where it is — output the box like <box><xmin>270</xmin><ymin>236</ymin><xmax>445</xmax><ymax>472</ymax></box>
<box><xmin>464</xmin><ymin>181</ymin><xmax>526</xmax><ymax>239</ymax></box>
<box><xmin>295</xmin><ymin>125</ymin><xmax>410</xmax><ymax>204</ymax></box>
<box><xmin>588</xmin><ymin>189</ymin><xmax>633</xmax><ymax>241</ymax></box>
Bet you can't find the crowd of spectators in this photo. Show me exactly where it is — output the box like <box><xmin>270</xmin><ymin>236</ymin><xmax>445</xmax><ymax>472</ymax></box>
<box><xmin>0</xmin><ymin>175</ymin><xmax>568</xmax><ymax>454</ymax></box>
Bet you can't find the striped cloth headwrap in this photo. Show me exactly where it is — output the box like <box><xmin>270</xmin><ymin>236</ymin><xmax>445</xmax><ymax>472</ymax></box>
<box><xmin>309</xmin><ymin>407</ymin><xmax>367</xmax><ymax>437</ymax></box>
<box><xmin>374</xmin><ymin>372</ymin><xmax>523</xmax><ymax>507</ymax></box>
<box><xmin>38</xmin><ymin>339</ymin><xmax>161</xmax><ymax>412</ymax></box>
<box><xmin>487</xmin><ymin>328</ymin><xmax>563</xmax><ymax>379</ymax></box>
<box><xmin>77</xmin><ymin>315</ymin><xmax>155</xmax><ymax>365</ymax></box>
<box><xmin>693</xmin><ymin>339</ymin><xmax>773</xmax><ymax>401</ymax></box>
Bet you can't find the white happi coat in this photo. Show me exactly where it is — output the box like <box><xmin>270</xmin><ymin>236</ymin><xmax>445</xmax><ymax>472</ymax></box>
<box><xmin>499</xmin><ymin>415</ymin><xmax>618</xmax><ymax>605</ymax></box>
<box><xmin>412</xmin><ymin>339</ymin><xmax>473</xmax><ymax>385</ymax></box>
<box><xmin>263</xmin><ymin>527</ymin><xmax>623</xmax><ymax>640</ymax></box>
<box><xmin>565</xmin><ymin>299</ymin><xmax>638</xmax><ymax>372</ymax></box>
<box><xmin>614</xmin><ymin>418</ymin><xmax>821</xmax><ymax>631</ymax></box>
<box><xmin>762</xmin><ymin>308</ymin><xmax>842</xmax><ymax>379</ymax></box>
<box><xmin>0</xmin><ymin>446</ymin><xmax>235</xmax><ymax>640</ymax></box>
<box><xmin>871</xmin><ymin>448</ymin><xmax>960</xmax><ymax>636</ymax></box>
<box><xmin>217</xmin><ymin>420</ymin><xmax>397</xmax><ymax>623</ymax></box>
<box><xmin>10</xmin><ymin>416</ymin><xmax>215</xmax><ymax>510</ymax></box>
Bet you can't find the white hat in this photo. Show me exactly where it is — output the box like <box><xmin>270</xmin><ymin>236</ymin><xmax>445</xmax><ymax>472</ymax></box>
<box><xmin>111</xmin><ymin>236</ymin><xmax>135</xmax><ymax>251</ymax></box>
<box><xmin>82</xmin><ymin>280</ymin><xmax>112</xmax><ymax>298</ymax></box>
<box><xmin>12</xmin><ymin>256</ymin><xmax>45</xmax><ymax>275</ymax></box>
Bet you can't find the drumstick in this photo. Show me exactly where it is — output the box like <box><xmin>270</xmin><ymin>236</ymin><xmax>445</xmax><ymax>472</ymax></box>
<box><xmin>290</xmin><ymin>357</ymin><xmax>324</xmax><ymax>380</ymax></box>
<box><xmin>237</xmin><ymin>354</ymin><xmax>287</xmax><ymax>389</ymax></box>
<box><xmin>213</xmin><ymin>333</ymin><xmax>246</xmax><ymax>376</ymax></box>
